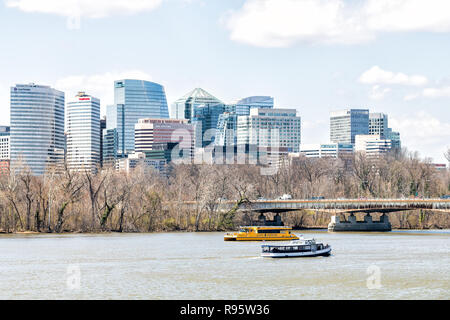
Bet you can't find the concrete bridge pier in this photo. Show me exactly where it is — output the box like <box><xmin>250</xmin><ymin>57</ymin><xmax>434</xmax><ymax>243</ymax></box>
<box><xmin>328</xmin><ymin>212</ymin><xmax>392</xmax><ymax>232</ymax></box>
<box><xmin>252</xmin><ymin>213</ymin><xmax>284</xmax><ymax>226</ymax></box>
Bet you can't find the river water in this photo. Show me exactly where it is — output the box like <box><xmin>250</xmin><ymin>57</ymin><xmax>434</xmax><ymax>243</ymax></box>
<box><xmin>0</xmin><ymin>230</ymin><xmax>449</xmax><ymax>300</ymax></box>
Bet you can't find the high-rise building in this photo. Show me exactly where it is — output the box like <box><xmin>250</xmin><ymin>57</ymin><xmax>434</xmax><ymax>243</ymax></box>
<box><xmin>171</xmin><ymin>88</ymin><xmax>225</xmax><ymax>147</ymax></box>
<box><xmin>355</xmin><ymin>134</ymin><xmax>392</xmax><ymax>158</ymax></box>
<box><xmin>10</xmin><ymin>84</ymin><xmax>65</xmax><ymax>175</ymax></box>
<box><xmin>102</xmin><ymin>128</ymin><xmax>119</xmax><ymax>166</ymax></box>
<box><xmin>330</xmin><ymin>109</ymin><xmax>369</xmax><ymax>145</ymax></box>
<box><xmin>66</xmin><ymin>92</ymin><xmax>101</xmax><ymax>172</ymax></box>
<box><xmin>106</xmin><ymin>79</ymin><xmax>169</xmax><ymax>157</ymax></box>
<box><xmin>369</xmin><ymin>113</ymin><xmax>388</xmax><ymax>137</ymax></box>
<box><xmin>237</xmin><ymin>108</ymin><xmax>301</xmax><ymax>152</ymax></box>
<box><xmin>171</xmin><ymin>88</ymin><xmax>223</xmax><ymax>120</ymax></box>
<box><xmin>135</xmin><ymin>118</ymin><xmax>194</xmax><ymax>161</ymax></box>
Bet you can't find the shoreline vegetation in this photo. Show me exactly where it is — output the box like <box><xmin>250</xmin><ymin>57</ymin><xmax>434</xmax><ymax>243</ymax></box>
<box><xmin>0</xmin><ymin>150</ymin><xmax>449</xmax><ymax>234</ymax></box>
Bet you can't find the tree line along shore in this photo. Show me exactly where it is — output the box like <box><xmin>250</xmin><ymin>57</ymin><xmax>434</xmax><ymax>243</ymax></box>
<box><xmin>0</xmin><ymin>149</ymin><xmax>449</xmax><ymax>233</ymax></box>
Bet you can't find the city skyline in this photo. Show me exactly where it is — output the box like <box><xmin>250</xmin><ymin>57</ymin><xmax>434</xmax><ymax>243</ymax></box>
<box><xmin>0</xmin><ymin>0</ymin><xmax>449</xmax><ymax>163</ymax></box>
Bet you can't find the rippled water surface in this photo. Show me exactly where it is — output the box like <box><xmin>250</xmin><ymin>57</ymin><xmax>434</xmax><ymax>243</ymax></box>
<box><xmin>0</xmin><ymin>230</ymin><xmax>449</xmax><ymax>299</ymax></box>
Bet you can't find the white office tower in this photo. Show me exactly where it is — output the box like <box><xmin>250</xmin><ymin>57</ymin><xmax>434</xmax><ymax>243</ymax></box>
<box><xmin>10</xmin><ymin>84</ymin><xmax>65</xmax><ymax>175</ymax></box>
<box><xmin>355</xmin><ymin>135</ymin><xmax>392</xmax><ymax>158</ymax></box>
<box><xmin>66</xmin><ymin>92</ymin><xmax>101</xmax><ymax>172</ymax></box>
<box><xmin>237</xmin><ymin>108</ymin><xmax>301</xmax><ymax>152</ymax></box>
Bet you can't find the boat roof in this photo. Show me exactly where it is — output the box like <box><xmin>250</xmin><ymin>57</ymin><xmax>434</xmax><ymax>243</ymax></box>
<box><xmin>261</xmin><ymin>239</ymin><xmax>318</xmax><ymax>247</ymax></box>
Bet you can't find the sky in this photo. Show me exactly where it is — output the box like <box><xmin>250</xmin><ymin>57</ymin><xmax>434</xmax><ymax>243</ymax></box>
<box><xmin>0</xmin><ymin>0</ymin><xmax>449</xmax><ymax>163</ymax></box>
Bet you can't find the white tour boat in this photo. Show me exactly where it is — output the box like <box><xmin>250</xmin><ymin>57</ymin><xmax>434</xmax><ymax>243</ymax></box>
<box><xmin>261</xmin><ymin>238</ymin><xmax>331</xmax><ymax>258</ymax></box>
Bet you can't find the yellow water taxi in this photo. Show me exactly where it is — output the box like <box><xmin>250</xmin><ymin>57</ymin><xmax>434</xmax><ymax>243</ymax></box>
<box><xmin>224</xmin><ymin>226</ymin><xmax>299</xmax><ymax>241</ymax></box>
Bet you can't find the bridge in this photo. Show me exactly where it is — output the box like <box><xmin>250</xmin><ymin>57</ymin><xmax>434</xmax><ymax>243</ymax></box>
<box><xmin>181</xmin><ymin>199</ymin><xmax>450</xmax><ymax>214</ymax></box>
<box><xmin>178</xmin><ymin>199</ymin><xmax>450</xmax><ymax>231</ymax></box>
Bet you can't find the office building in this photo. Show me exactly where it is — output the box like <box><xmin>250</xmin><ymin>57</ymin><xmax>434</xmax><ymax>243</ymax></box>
<box><xmin>0</xmin><ymin>126</ymin><xmax>10</xmax><ymax>160</ymax></box>
<box><xmin>369</xmin><ymin>113</ymin><xmax>388</xmax><ymax>137</ymax></box>
<box><xmin>106</xmin><ymin>79</ymin><xmax>169</xmax><ymax>157</ymax></box>
<box><xmin>135</xmin><ymin>118</ymin><xmax>194</xmax><ymax>161</ymax></box>
<box><xmin>102</xmin><ymin>128</ymin><xmax>119</xmax><ymax>166</ymax></box>
<box><xmin>330</xmin><ymin>109</ymin><xmax>369</xmax><ymax>145</ymax></box>
<box><xmin>215</xmin><ymin>112</ymin><xmax>238</xmax><ymax>146</ymax></box>
<box><xmin>10</xmin><ymin>83</ymin><xmax>65</xmax><ymax>175</ymax></box>
<box><xmin>171</xmin><ymin>88</ymin><xmax>225</xmax><ymax>147</ymax></box>
<box><xmin>237</xmin><ymin>108</ymin><xmax>301</xmax><ymax>152</ymax></box>
<box><xmin>355</xmin><ymin>134</ymin><xmax>392</xmax><ymax>158</ymax></box>
<box><xmin>299</xmin><ymin>143</ymin><xmax>354</xmax><ymax>159</ymax></box>
<box><xmin>66</xmin><ymin>92</ymin><xmax>100</xmax><ymax>172</ymax></box>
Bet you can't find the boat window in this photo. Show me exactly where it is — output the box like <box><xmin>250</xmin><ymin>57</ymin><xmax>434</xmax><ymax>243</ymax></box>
<box><xmin>257</xmin><ymin>229</ymin><xmax>281</xmax><ymax>234</ymax></box>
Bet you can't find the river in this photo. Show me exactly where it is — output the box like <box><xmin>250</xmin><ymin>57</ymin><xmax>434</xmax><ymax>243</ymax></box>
<box><xmin>0</xmin><ymin>230</ymin><xmax>449</xmax><ymax>300</ymax></box>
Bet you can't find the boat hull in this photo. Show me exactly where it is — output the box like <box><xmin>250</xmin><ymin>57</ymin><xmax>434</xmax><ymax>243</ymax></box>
<box><xmin>261</xmin><ymin>247</ymin><xmax>332</xmax><ymax>258</ymax></box>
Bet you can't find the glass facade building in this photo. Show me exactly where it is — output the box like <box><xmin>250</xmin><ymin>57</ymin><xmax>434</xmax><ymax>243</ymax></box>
<box><xmin>10</xmin><ymin>83</ymin><xmax>65</xmax><ymax>175</ymax></box>
<box><xmin>234</xmin><ymin>96</ymin><xmax>274</xmax><ymax>116</ymax></box>
<box><xmin>107</xmin><ymin>79</ymin><xmax>169</xmax><ymax>156</ymax></box>
<box><xmin>66</xmin><ymin>92</ymin><xmax>101</xmax><ymax>172</ymax></box>
<box><xmin>330</xmin><ymin>109</ymin><xmax>369</xmax><ymax>145</ymax></box>
<box><xmin>171</xmin><ymin>88</ymin><xmax>225</xmax><ymax>147</ymax></box>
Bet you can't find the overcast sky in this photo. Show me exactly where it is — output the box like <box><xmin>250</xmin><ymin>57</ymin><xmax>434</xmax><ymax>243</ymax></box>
<box><xmin>0</xmin><ymin>0</ymin><xmax>449</xmax><ymax>163</ymax></box>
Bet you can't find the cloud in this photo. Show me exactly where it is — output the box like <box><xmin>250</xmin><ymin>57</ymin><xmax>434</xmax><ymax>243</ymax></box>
<box><xmin>390</xmin><ymin>111</ymin><xmax>450</xmax><ymax>162</ymax></box>
<box><xmin>5</xmin><ymin>0</ymin><xmax>163</xmax><ymax>28</ymax></box>
<box><xmin>54</xmin><ymin>70</ymin><xmax>153</xmax><ymax>114</ymax></box>
<box><xmin>368</xmin><ymin>85</ymin><xmax>391</xmax><ymax>100</ymax></box>
<box><xmin>225</xmin><ymin>0</ymin><xmax>450</xmax><ymax>47</ymax></box>
<box><xmin>359</xmin><ymin>66</ymin><xmax>428</xmax><ymax>86</ymax></box>
<box><xmin>423</xmin><ymin>86</ymin><xmax>450</xmax><ymax>98</ymax></box>
<box><xmin>403</xmin><ymin>85</ymin><xmax>450</xmax><ymax>100</ymax></box>
<box><xmin>225</xmin><ymin>0</ymin><xmax>372</xmax><ymax>47</ymax></box>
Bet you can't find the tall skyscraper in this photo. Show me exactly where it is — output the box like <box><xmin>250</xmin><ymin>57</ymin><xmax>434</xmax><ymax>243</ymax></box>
<box><xmin>330</xmin><ymin>109</ymin><xmax>369</xmax><ymax>145</ymax></box>
<box><xmin>171</xmin><ymin>88</ymin><xmax>225</xmax><ymax>147</ymax></box>
<box><xmin>10</xmin><ymin>84</ymin><xmax>65</xmax><ymax>175</ymax></box>
<box><xmin>106</xmin><ymin>79</ymin><xmax>169</xmax><ymax>156</ymax></box>
<box><xmin>66</xmin><ymin>92</ymin><xmax>101</xmax><ymax>172</ymax></box>
<box><xmin>237</xmin><ymin>108</ymin><xmax>302</xmax><ymax>152</ymax></box>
